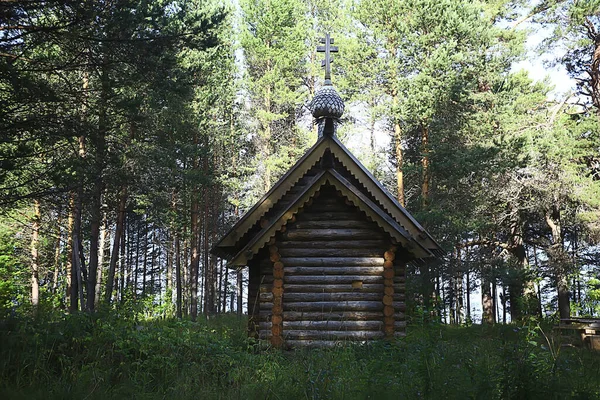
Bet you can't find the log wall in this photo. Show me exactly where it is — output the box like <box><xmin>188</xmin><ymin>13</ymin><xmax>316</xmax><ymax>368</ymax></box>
<box><xmin>253</xmin><ymin>184</ymin><xmax>407</xmax><ymax>347</ymax></box>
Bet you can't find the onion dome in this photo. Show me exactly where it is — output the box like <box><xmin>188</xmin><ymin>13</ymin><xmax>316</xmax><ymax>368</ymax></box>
<box><xmin>310</xmin><ymin>83</ymin><xmax>345</xmax><ymax>119</ymax></box>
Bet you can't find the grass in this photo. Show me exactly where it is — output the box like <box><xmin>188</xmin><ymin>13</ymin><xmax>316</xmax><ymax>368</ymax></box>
<box><xmin>1</xmin><ymin>312</ymin><xmax>599</xmax><ymax>399</ymax></box>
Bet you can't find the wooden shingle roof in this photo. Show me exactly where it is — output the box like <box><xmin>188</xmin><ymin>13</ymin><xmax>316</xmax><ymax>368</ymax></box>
<box><xmin>212</xmin><ymin>135</ymin><xmax>442</xmax><ymax>266</ymax></box>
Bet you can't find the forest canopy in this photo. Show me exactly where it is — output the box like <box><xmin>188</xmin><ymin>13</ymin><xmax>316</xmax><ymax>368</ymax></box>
<box><xmin>0</xmin><ymin>0</ymin><xmax>599</xmax><ymax>325</ymax></box>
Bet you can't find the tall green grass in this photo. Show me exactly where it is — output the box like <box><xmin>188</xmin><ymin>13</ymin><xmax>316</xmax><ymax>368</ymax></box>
<box><xmin>1</xmin><ymin>313</ymin><xmax>599</xmax><ymax>399</ymax></box>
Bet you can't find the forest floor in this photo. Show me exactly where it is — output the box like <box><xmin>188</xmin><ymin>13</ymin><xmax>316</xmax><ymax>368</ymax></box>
<box><xmin>1</xmin><ymin>312</ymin><xmax>599</xmax><ymax>400</ymax></box>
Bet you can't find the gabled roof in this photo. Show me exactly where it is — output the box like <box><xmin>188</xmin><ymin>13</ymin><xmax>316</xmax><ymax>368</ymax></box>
<box><xmin>212</xmin><ymin>135</ymin><xmax>442</xmax><ymax>266</ymax></box>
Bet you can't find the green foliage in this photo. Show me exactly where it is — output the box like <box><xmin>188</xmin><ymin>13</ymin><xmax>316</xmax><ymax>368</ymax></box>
<box><xmin>1</xmin><ymin>315</ymin><xmax>599</xmax><ymax>399</ymax></box>
<box><xmin>0</xmin><ymin>218</ymin><xmax>24</xmax><ymax>318</ymax></box>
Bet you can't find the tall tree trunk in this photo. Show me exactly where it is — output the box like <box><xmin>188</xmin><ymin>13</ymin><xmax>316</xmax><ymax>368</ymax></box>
<box><xmin>465</xmin><ymin>268</ymin><xmax>471</xmax><ymax>321</ymax></box>
<box><xmin>66</xmin><ymin>195</ymin><xmax>75</xmax><ymax>309</ymax></box>
<box><xmin>142</xmin><ymin>219</ymin><xmax>149</xmax><ymax>296</ymax></box>
<box><xmin>507</xmin><ymin>209</ymin><xmax>528</xmax><ymax>322</ymax></box>
<box><xmin>72</xmin><ymin>176</ymin><xmax>85</xmax><ymax>312</ymax></box>
<box><xmin>30</xmin><ymin>199</ymin><xmax>41</xmax><ymax>316</ymax></box>
<box><xmin>87</xmin><ymin>78</ymin><xmax>107</xmax><ymax>312</ymax></box>
<box><xmin>237</xmin><ymin>269</ymin><xmax>243</xmax><ymax>316</ymax></box>
<box><xmin>421</xmin><ymin>123</ymin><xmax>430</xmax><ymax>208</ymax></box>
<box><xmin>263</xmin><ymin>53</ymin><xmax>272</xmax><ymax>193</ymax></box>
<box><xmin>94</xmin><ymin>212</ymin><xmax>107</xmax><ymax>309</ymax></box>
<box><xmin>190</xmin><ymin>188</ymin><xmax>200</xmax><ymax>321</ymax></box>
<box><xmin>176</xmin><ymin>233</ymin><xmax>182</xmax><ymax>319</ymax></box>
<box><xmin>105</xmin><ymin>188</ymin><xmax>127</xmax><ymax>303</ymax></box>
<box><xmin>150</xmin><ymin>229</ymin><xmax>156</xmax><ymax>295</ymax></box>
<box><xmin>482</xmin><ymin>278</ymin><xmax>495</xmax><ymax>324</ymax></box>
<box><xmin>545</xmin><ymin>207</ymin><xmax>570</xmax><ymax>319</ymax></box>
<box><xmin>52</xmin><ymin>206</ymin><xmax>62</xmax><ymax>294</ymax></box>
<box><xmin>134</xmin><ymin>216</ymin><xmax>141</xmax><ymax>299</ymax></box>
<box><xmin>119</xmin><ymin>216</ymin><xmax>126</xmax><ymax>303</ymax></box>
<box><xmin>502</xmin><ymin>286</ymin><xmax>507</xmax><ymax>324</ymax></box>
<box><xmin>219</xmin><ymin>259</ymin><xmax>226</xmax><ymax>313</ymax></box>
<box><xmin>393</xmin><ymin>94</ymin><xmax>404</xmax><ymax>206</ymax></box>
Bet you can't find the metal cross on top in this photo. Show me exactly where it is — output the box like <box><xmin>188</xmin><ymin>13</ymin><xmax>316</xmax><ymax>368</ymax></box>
<box><xmin>317</xmin><ymin>33</ymin><xmax>338</xmax><ymax>84</ymax></box>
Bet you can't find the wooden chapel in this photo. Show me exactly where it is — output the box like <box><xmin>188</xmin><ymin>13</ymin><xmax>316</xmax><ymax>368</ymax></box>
<box><xmin>212</xmin><ymin>35</ymin><xmax>441</xmax><ymax>348</ymax></box>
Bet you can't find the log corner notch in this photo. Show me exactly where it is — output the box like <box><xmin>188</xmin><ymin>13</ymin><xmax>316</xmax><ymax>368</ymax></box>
<box><xmin>269</xmin><ymin>240</ymin><xmax>284</xmax><ymax>348</ymax></box>
<box><xmin>383</xmin><ymin>245</ymin><xmax>396</xmax><ymax>339</ymax></box>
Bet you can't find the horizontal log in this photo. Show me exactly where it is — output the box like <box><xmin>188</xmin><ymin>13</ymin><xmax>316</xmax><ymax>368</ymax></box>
<box><xmin>394</xmin><ymin>321</ymin><xmax>407</xmax><ymax>329</ymax></box>
<box><xmin>297</xmin><ymin>210</ymin><xmax>363</xmax><ymax>218</ymax></box>
<box><xmin>259</xmin><ymin>302</ymin><xmax>273</xmax><ymax>310</ymax></box>
<box><xmin>285</xmin><ymin>266</ymin><xmax>384</xmax><ymax>276</ymax></box>
<box><xmin>284</xmin><ymin>340</ymin><xmax>350</xmax><ymax>348</ymax></box>
<box><xmin>258</xmin><ymin>313</ymin><xmax>272</xmax><ymax>322</ymax></box>
<box><xmin>260</xmin><ymin>320</ymin><xmax>384</xmax><ymax>332</ymax></box>
<box><xmin>292</xmin><ymin>220</ymin><xmax>375</xmax><ymax>229</ymax></box>
<box><xmin>259</xmin><ymin>285</ymin><xmax>273</xmax><ymax>293</ymax></box>
<box><xmin>280</xmin><ymin>257</ymin><xmax>384</xmax><ymax>266</ymax></box>
<box><xmin>277</xmin><ymin>240</ymin><xmax>388</xmax><ymax>249</ymax></box>
<box><xmin>283</xmin><ymin>292</ymin><xmax>383</xmax><ymax>302</ymax></box>
<box><xmin>284</xmin><ymin>301</ymin><xmax>384</xmax><ymax>312</ymax></box>
<box><xmin>284</xmin><ymin>311</ymin><xmax>384</xmax><ymax>321</ymax></box>
<box><xmin>392</xmin><ymin>302</ymin><xmax>406</xmax><ymax>311</ymax></box>
<box><xmin>283</xmin><ymin>320</ymin><xmax>383</xmax><ymax>331</ymax></box>
<box><xmin>394</xmin><ymin>332</ymin><xmax>407</xmax><ymax>338</ymax></box>
<box><xmin>284</xmin><ymin>275</ymin><xmax>384</xmax><ymax>284</ymax></box>
<box><xmin>282</xmin><ymin>330</ymin><xmax>385</xmax><ymax>341</ymax></box>
<box><xmin>393</xmin><ymin>293</ymin><xmax>406</xmax><ymax>300</ymax></box>
<box><xmin>284</xmin><ymin>284</ymin><xmax>385</xmax><ymax>293</ymax></box>
<box><xmin>259</xmin><ymin>292</ymin><xmax>273</xmax><ymax>302</ymax></box>
<box><xmin>278</xmin><ymin>248</ymin><xmax>386</xmax><ymax>258</ymax></box>
<box><xmin>303</xmin><ymin>203</ymin><xmax>349</xmax><ymax>212</ymax></box>
<box><xmin>259</xmin><ymin>322</ymin><xmax>271</xmax><ymax>331</ymax></box>
<box><xmin>258</xmin><ymin>330</ymin><xmax>272</xmax><ymax>339</ymax></box>
<box><xmin>283</xmin><ymin>229</ymin><xmax>385</xmax><ymax>241</ymax></box>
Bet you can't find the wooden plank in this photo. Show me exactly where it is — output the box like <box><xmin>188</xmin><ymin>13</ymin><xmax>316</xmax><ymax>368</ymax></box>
<box><xmin>284</xmin><ymin>275</ymin><xmax>384</xmax><ymax>284</ymax></box>
<box><xmin>284</xmin><ymin>301</ymin><xmax>384</xmax><ymax>312</ymax></box>
<box><xmin>297</xmin><ymin>211</ymin><xmax>364</xmax><ymax>220</ymax></box>
<box><xmin>284</xmin><ymin>311</ymin><xmax>384</xmax><ymax>321</ymax></box>
<box><xmin>282</xmin><ymin>330</ymin><xmax>385</xmax><ymax>340</ymax></box>
<box><xmin>283</xmin><ymin>320</ymin><xmax>383</xmax><ymax>331</ymax></box>
<box><xmin>278</xmin><ymin>248</ymin><xmax>385</xmax><ymax>257</ymax></box>
<box><xmin>277</xmin><ymin>240</ymin><xmax>387</xmax><ymax>249</ymax></box>
<box><xmin>280</xmin><ymin>257</ymin><xmax>384</xmax><ymax>266</ymax></box>
<box><xmin>283</xmin><ymin>228</ymin><xmax>385</xmax><ymax>240</ymax></box>
<box><xmin>284</xmin><ymin>266</ymin><xmax>384</xmax><ymax>276</ymax></box>
<box><xmin>283</xmin><ymin>292</ymin><xmax>384</xmax><ymax>302</ymax></box>
<box><xmin>284</xmin><ymin>284</ymin><xmax>385</xmax><ymax>293</ymax></box>
<box><xmin>292</xmin><ymin>220</ymin><xmax>376</xmax><ymax>229</ymax></box>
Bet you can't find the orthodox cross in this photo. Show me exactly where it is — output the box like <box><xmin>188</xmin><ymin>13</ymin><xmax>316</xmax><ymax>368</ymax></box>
<box><xmin>317</xmin><ymin>33</ymin><xmax>338</xmax><ymax>84</ymax></box>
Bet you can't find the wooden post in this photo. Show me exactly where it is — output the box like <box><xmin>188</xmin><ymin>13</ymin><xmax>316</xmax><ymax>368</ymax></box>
<box><xmin>270</xmin><ymin>243</ymin><xmax>284</xmax><ymax>348</ymax></box>
<box><xmin>383</xmin><ymin>246</ymin><xmax>396</xmax><ymax>339</ymax></box>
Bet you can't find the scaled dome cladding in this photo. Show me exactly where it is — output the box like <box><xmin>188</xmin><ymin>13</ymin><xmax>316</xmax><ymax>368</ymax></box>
<box><xmin>311</xmin><ymin>85</ymin><xmax>345</xmax><ymax>119</ymax></box>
